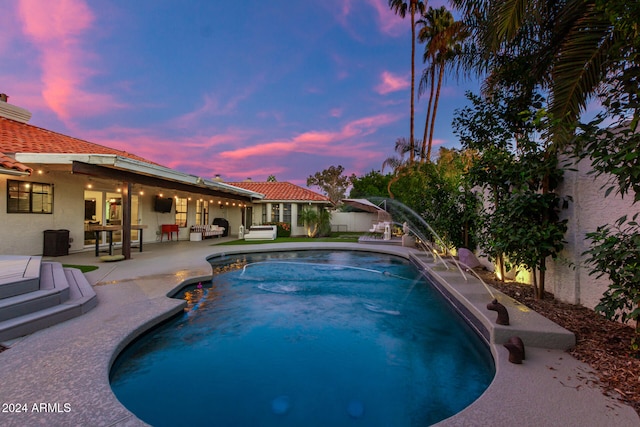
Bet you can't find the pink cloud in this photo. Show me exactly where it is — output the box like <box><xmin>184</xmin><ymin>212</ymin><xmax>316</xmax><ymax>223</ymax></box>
<box><xmin>364</xmin><ymin>0</ymin><xmax>406</xmax><ymax>36</ymax></box>
<box><xmin>81</xmin><ymin>125</ymin><xmax>253</xmax><ymax>162</ymax></box>
<box><xmin>170</xmin><ymin>94</ymin><xmax>221</xmax><ymax>128</ymax></box>
<box><xmin>171</xmin><ymin>80</ymin><xmax>262</xmax><ymax>129</ymax></box>
<box><xmin>74</xmin><ymin>114</ymin><xmax>396</xmax><ymax>184</ymax></box>
<box><xmin>376</xmin><ymin>71</ymin><xmax>409</xmax><ymax>95</ymax></box>
<box><xmin>219</xmin><ymin>113</ymin><xmax>398</xmax><ymax>160</ymax></box>
<box><xmin>364</xmin><ymin>0</ymin><xmax>451</xmax><ymax>37</ymax></box>
<box><xmin>328</xmin><ymin>0</ymin><xmax>405</xmax><ymax>42</ymax></box>
<box><xmin>17</xmin><ymin>0</ymin><xmax>122</xmax><ymax>123</ymax></box>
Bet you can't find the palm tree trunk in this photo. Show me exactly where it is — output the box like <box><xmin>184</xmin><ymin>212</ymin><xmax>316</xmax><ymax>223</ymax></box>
<box><xmin>427</xmin><ymin>61</ymin><xmax>445</xmax><ymax>162</ymax></box>
<box><xmin>421</xmin><ymin>64</ymin><xmax>436</xmax><ymax>162</ymax></box>
<box><xmin>409</xmin><ymin>8</ymin><xmax>416</xmax><ymax>164</ymax></box>
<box><xmin>387</xmin><ymin>175</ymin><xmax>398</xmax><ymax>199</ymax></box>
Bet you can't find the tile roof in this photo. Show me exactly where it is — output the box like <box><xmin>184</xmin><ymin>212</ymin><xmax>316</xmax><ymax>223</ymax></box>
<box><xmin>0</xmin><ymin>152</ymin><xmax>32</xmax><ymax>175</ymax></box>
<box><xmin>0</xmin><ymin>116</ymin><xmax>157</xmax><ymax>164</ymax></box>
<box><xmin>228</xmin><ymin>181</ymin><xmax>331</xmax><ymax>203</ymax></box>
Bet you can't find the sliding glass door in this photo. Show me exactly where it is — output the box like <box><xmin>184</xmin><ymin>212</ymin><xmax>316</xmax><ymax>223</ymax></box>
<box><xmin>84</xmin><ymin>190</ymin><xmax>139</xmax><ymax>247</ymax></box>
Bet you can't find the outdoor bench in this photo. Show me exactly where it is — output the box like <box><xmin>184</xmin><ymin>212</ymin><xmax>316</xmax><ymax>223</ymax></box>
<box><xmin>190</xmin><ymin>224</ymin><xmax>224</xmax><ymax>241</ymax></box>
<box><xmin>243</xmin><ymin>225</ymin><xmax>277</xmax><ymax>241</ymax></box>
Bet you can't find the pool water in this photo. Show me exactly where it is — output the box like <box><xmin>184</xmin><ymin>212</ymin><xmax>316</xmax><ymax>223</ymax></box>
<box><xmin>110</xmin><ymin>251</ymin><xmax>494</xmax><ymax>426</ymax></box>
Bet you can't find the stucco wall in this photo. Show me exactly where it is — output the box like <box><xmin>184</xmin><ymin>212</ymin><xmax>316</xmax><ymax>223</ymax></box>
<box><xmin>0</xmin><ymin>171</ymin><xmax>85</xmax><ymax>255</ymax></box>
<box><xmin>473</xmin><ymin>153</ymin><xmax>636</xmax><ymax>313</ymax></box>
<box><xmin>331</xmin><ymin>212</ymin><xmax>377</xmax><ymax>232</ymax></box>
<box><xmin>545</xmin><ymin>155</ymin><xmax>637</xmax><ymax>310</ymax></box>
<box><xmin>0</xmin><ymin>171</ymin><xmax>248</xmax><ymax>255</ymax></box>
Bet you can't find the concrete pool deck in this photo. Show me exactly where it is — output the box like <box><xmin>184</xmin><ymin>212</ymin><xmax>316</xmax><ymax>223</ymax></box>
<box><xmin>0</xmin><ymin>239</ymin><xmax>638</xmax><ymax>426</ymax></box>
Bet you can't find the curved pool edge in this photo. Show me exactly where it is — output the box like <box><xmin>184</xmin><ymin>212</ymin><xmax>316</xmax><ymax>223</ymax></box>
<box><xmin>107</xmin><ymin>243</ymin><xmax>640</xmax><ymax>427</ymax></box>
<box><xmin>0</xmin><ymin>242</ymin><xmax>637</xmax><ymax>427</ymax></box>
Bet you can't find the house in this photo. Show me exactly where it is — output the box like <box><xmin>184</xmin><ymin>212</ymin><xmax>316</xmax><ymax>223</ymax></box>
<box><xmin>227</xmin><ymin>180</ymin><xmax>332</xmax><ymax>236</ymax></box>
<box><xmin>0</xmin><ymin>96</ymin><xmax>264</xmax><ymax>257</ymax></box>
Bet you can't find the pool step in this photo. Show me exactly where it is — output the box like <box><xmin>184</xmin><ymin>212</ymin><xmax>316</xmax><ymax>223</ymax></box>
<box><xmin>409</xmin><ymin>252</ymin><xmax>576</xmax><ymax>350</ymax></box>
<box><xmin>0</xmin><ymin>260</ymin><xmax>97</xmax><ymax>342</ymax></box>
<box><xmin>0</xmin><ymin>256</ymin><xmax>41</xmax><ymax>299</ymax></box>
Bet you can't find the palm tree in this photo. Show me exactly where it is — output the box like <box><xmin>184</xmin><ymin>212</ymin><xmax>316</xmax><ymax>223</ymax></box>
<box><xmin>388</xmin><ymin>0</ymin><xmax>426</xmax><ymax>164</ymax></box>
<box><xmin>382</xmin><ymin>137</ymin><xmax>418</xmax><ymax>198</ymax></box>
<box><xmin>298</xmin><ymin>208</ymin><xmax>319</xmax><ymax>237</ymax></box>
<box><xmin>298</xmin><ymin>207</ymin><xmax>333</xmax><ymax>237</ymax></box>
<box><xmin>316</xmin><ymin>208</ymin><xmax>333</xmax><ymax>237</ymax></box>
<box><xmin>450</xmin><ymin>0</ymin><xmax>624</xmax><ymax>143</ymax></box>
<box><xmin>417</xmin><ymin>6</ymin><xmax>465</xmax><ymax>162</ymax></box>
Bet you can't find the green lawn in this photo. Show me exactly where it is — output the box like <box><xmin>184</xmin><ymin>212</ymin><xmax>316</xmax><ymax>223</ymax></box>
<box><xmin>63</xmin><ymin>264</ymin><xmax>99</xmax><ymax>273</ymax></box>
<box><xmin>216</xmin><ymin>233</ymin><xmax>362</xmax><ymax>245</ymax></box>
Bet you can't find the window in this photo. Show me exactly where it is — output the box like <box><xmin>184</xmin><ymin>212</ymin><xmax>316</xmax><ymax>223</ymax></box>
<box><xmin>262</xmin><ymin>204</ymin><xmax>267</xmax><ymax>224</ymax></box>
<box><xmin>271</xmin><ymin>203</ymin><xmax>280</xmax><ymax>222</ymax></box>
<box><xmin>196</xmin><ymin>200</ymin><xmax>209</xmax><ymax>225</ymax></box>
<box><xmin>175</xmin><ymin>197</ymin><xmax>187</xmax><ymax>227</ymax></box>
<box><xmin>7</xmin><ymin>180</ymin><xmax>53</xmax><ymax>213</ymax></box>
<box><xmin>283</xmin><ymin>203</ymin><xmax>291</xmax><ymax>226</ymax></box>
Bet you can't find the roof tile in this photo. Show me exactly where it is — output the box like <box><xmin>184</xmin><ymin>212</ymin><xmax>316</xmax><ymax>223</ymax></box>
<box><xmin>0</xmin><ymin>116</ymin><xmax>157</xmax><ymax>164</ymax></box>
<box><xmin>228</xmin><ymin>181</ymin><xmax>330</xmax><ymax>202</ymax></box>
<box><xmin>0</xmin><ymin>152</ymin><xmax>32</xmax><ymax>174</ymax></box>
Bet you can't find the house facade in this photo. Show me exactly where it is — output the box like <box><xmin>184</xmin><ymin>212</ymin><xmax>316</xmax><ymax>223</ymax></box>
<box><xmin>0</xmin><ymin>98</ymin><xmax>264</xmax><ymax>257</ymax></box>
<box><xmin>227</xmin><ymin>181</ymin><xmax>332</xmax><ymax>236</ymax></box>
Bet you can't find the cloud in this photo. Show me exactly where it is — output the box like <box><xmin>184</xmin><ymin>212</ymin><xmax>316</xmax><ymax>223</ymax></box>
<box><xmin>219</xmin><ymin>113</ymin><xmax>398</xmax><ymax>160</ymax></box>
<box><xmin>363</xmin><ymin>0</ymin><xmax>451</xmax><ymax>37</ymax></box>
<box><xmin>376</xmin><ymin>71</ymin><xmax>409</xmax><ymax>94</ymax></box>
<box><xmin>73</xmin><ymin>111</ymin><xmax>398</xmax><ymax>184</ymax></box>
<box><xmin>364</xmin><ymin>0</ymin><xmax>406</xmax><ymax>36</ymax></box>
<box><xmin>17</xmin><ymin>0</ymin><xmax>122</xmax><ymax>123</ymax></box>
<box><xmin>170</xmin><ymin>77</ymin><xmax>263</xmax><ymax>129</ymax></box>
<box><xmin>329</xmin><ymin>0</ymin><xmax>404</xmax><ymax>40</ymax></box>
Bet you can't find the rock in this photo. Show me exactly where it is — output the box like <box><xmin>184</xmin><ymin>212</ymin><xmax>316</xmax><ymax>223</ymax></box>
<box><xmin>458</xmin><ymin>248</ymin><xmax>481</xmax><ymax>269</ymax></box>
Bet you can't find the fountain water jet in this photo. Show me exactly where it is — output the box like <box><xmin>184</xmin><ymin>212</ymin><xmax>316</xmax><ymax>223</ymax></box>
<box><xmin>368</xmin><ymin>198</ymin><xmax>500</xmax><ymax>302</ymax></box>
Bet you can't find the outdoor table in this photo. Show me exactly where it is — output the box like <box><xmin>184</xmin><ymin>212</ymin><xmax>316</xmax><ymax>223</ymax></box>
<box><xmin>87</xmin><ymin>225</ymin><xmax>148</xmax><ymax>256</ymax></box>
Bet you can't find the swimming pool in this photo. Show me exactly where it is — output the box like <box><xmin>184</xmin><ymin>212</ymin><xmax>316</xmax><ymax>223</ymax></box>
<box><xmin>110</xmin><ymin>250</ymin><xmax>495</xmax><ymax>426</ymax></box>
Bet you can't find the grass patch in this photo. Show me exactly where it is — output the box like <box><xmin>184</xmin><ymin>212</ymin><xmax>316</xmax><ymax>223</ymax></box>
<box><xmin>63</xmin><ymin>264</ymin><xmax>99</xmax><ymax>273</ymax></box>
<box><xmin>216</xmin><ymin>233</ymin><xmax>362</xmax><ymax>246</ymax></box>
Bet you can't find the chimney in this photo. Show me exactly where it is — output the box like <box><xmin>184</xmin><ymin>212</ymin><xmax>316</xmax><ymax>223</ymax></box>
<box><xmin>213</xmin><ymin>174</ymin><xmax>223</xmax><ymax>182</ymax></box>
<box><xmin>244</xmin><ymin>177</ymin><xmax>252</xmax><ymax>182</ymax></box>
<box><xmin>0</xmin><ymin>94</ymin><xmax>32</xmax><ymax>123</ymax></box>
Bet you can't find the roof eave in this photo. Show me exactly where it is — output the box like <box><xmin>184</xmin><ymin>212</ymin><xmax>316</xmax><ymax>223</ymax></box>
<box><xmin>0</xmin><ymin>168</ymin><xmax>31</xmax><ymax>177</ymax></box>
<box><xmin>15</xmin><ymin>153</ymin><xmax>264</xmax><ymax>199</ymax></box>
<box><xmin>256</xmin><ymin>199</ymin><xmax>331</xmax><ymax>203</ymax></box>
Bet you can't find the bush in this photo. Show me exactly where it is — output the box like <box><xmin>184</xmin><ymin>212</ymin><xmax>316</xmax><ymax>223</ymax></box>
<box><xmin>266</xmin><ymin>222</ymin><xmax>291</xmax><ymax>237</ymax></box>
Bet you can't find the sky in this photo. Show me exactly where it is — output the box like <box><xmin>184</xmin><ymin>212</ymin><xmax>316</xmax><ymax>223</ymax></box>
<box><xmin>1</xmin><ymin>0</ymin><xmax>480</xmax><ymax>186</ymax></box>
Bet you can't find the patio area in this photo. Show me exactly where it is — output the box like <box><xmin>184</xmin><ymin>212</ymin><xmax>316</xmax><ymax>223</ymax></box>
<box><xmin>0</xmin><ymin>239</ymin><xmax>638</xmax><ymax>426</ymax></box>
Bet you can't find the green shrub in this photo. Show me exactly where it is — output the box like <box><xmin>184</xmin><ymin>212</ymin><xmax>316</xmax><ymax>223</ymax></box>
<box><xmin>266</xmin><ymin>222</ymin><xmax>291</xmax><ymax>237</ymax></box>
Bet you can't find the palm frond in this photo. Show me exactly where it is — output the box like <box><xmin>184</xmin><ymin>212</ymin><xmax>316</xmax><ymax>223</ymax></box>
<box><xmin>491</xmin><ymin>0</ymin><xmax>528</xmax><ymax>43</ymax></box>
<box><xmin>550</xmin><ymin>8</ymin><xmax>614</xmax><ymax>141</ymax></box>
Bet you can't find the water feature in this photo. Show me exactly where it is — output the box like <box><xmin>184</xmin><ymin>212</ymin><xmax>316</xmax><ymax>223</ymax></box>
<box><xmin>369</xmin><ymin>197</ymin><xmax>497</xmax><ymax>300</ymax></box>
<box><xmin>110</xmin><ymin>250</ymin><xmax>494</xmax><ymax>426</ymax></box>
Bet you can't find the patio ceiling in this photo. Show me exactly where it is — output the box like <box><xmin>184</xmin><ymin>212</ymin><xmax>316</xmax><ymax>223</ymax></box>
<box><xmin>72</xmin><ymin>161</ymin><xmax>258</xmax><ymax>203</ymax></box>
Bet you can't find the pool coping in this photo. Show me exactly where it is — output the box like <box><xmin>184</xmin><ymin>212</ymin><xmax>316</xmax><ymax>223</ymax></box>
<box><xmin>0</xmin><ymin>241</ymin><xmax>638</xmax><ymax>426</ymax></box>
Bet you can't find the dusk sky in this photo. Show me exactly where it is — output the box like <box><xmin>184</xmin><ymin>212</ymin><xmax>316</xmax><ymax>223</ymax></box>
<box><xmin>2</xmin><ymin>0</ymin><xmax>480</xmax><ymax>186</ymax></box>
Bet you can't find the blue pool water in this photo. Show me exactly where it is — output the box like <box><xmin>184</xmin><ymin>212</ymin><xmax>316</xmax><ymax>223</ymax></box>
<box><xmin>110</xmin><ymin>251</ymin><xmax>494</xmax><ymax>426</ymax></box>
